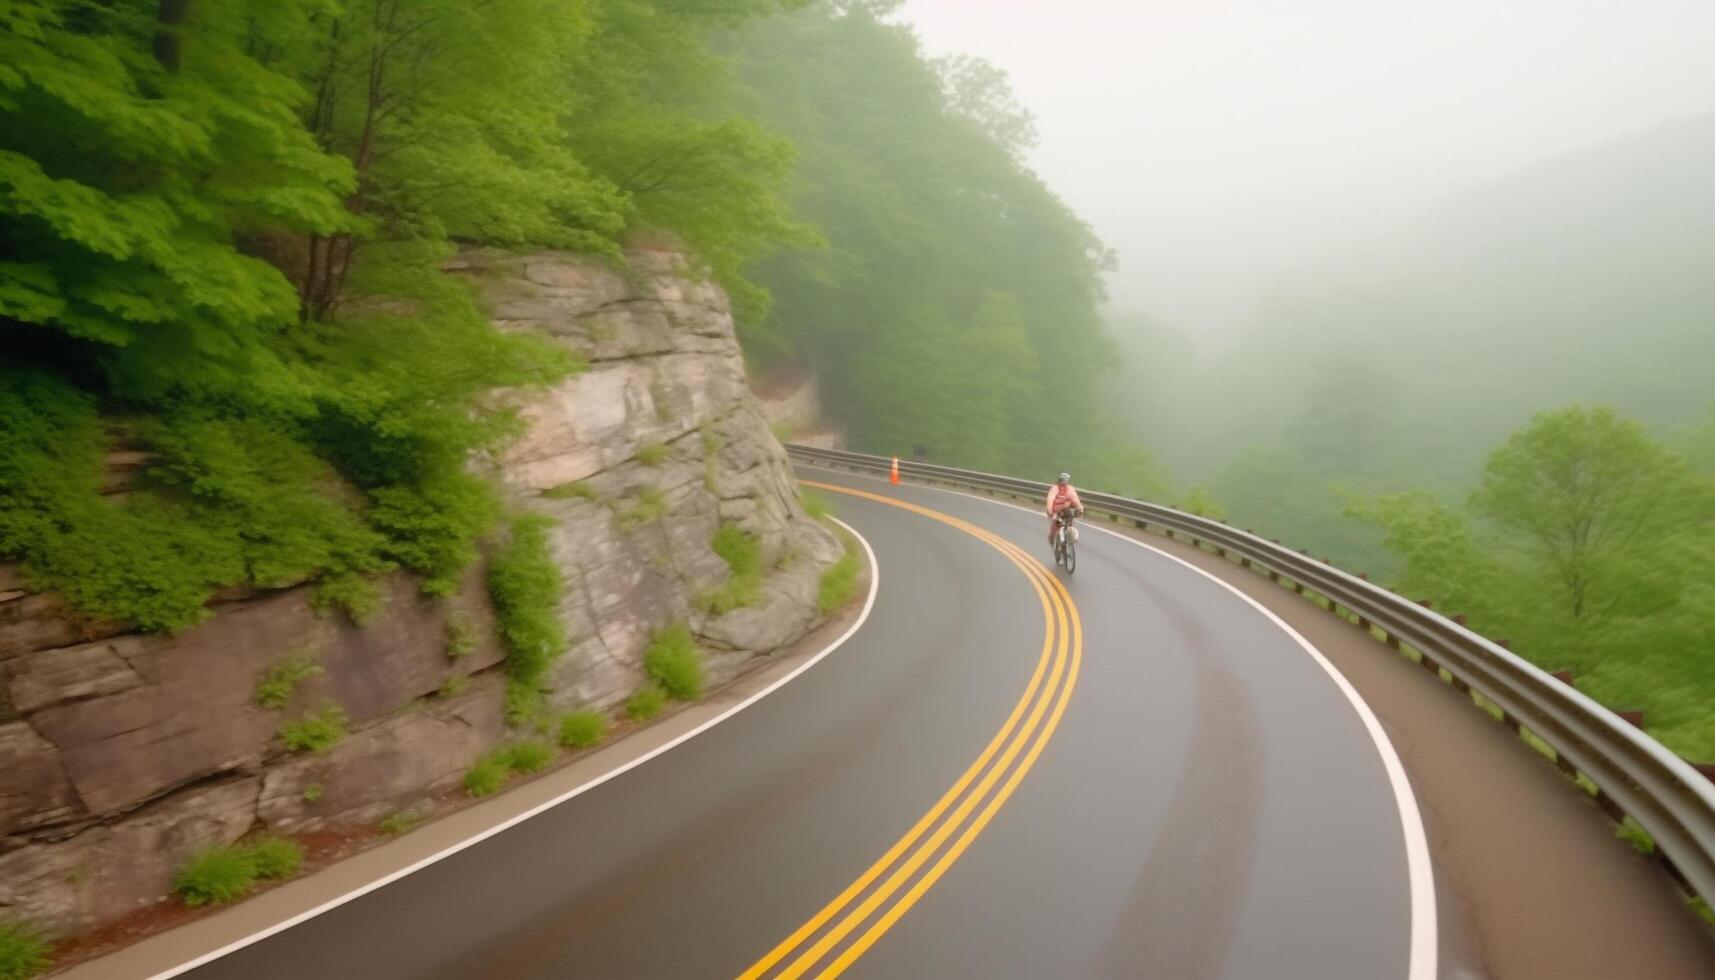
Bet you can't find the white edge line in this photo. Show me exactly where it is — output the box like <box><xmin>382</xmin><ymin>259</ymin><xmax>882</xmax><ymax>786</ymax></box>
<box><xmin>814</xmin><ymin>467</ymin><xmax>1439</xmax><ymax>980</ymax></box>
<box><xmin>147</xmin><ymin>517</ymin><xmax>881</xmax><ymax>980</ymax></box>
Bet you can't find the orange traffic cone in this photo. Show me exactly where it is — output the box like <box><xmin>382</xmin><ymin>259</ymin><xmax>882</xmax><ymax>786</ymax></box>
<box><xmin>889</xmin><ymin>456</ymin><xmax>901</xmax><ymax>486</ymax></box>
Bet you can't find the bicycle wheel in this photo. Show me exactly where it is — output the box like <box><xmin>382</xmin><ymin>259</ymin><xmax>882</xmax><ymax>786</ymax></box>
<box><xmin>1063</xmin><ymin>536</ymin><xmax>1076</xmax><ymax>574</ymax></box>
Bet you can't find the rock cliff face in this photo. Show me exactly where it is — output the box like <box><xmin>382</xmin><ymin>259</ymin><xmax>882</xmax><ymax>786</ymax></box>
<box><xmin>0</xmin><ymin>249</ymin><xmax>839</xmax><ymax>937</ymax></box>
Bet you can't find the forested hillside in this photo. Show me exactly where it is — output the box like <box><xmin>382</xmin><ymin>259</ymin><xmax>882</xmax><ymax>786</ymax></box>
<box><xmin>1104</xmin><ymin>115</ymin><xmax>1715</xmax><ymax>757</ymax></box>
<box><xmin>1</xmin><ymin>0</ymin><xmax>1133</xmax><ymax>633</ymax></box>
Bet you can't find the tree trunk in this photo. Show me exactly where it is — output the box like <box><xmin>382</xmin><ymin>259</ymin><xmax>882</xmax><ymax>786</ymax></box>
<box><xmin>154</xmin><ymin>0</ymin><xmax>191</xmax><ymax>71</ymax></box>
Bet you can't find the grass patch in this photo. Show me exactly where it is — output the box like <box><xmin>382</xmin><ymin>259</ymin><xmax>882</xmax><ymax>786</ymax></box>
<box><xmin>254</xmin><ymin>650</ymin><xmax>323</xmax><ymax>709</ymax></box>
<box><xmin>644</xmin><ymin>625</ymin><xmax>704</xmax><ymax>701</ymax></box>
<box><xmin>378</xmin><ymin>810</ymin><xmax>422</xmax><ymax>836</ymax></box>
<box><xmin>697</xmin><ymin>524</ymin><xmax>762</xmax><ymax>615</ymax></box>
<box><xmin>173</xmin><ymin>838</ymin><xmax>302</xmax><ymax>907</ymax></box>
<box><xmin>1692</xmin><ymin>897</ymin><xmax>1715</xmax><ymax>928</ymax></box>
<box><xmin>501</xmin><ymin>740</ymin><xmax>556</xmax><ymax>774</ymax></box>
<box><xmin>0</xmin><ymin>921</ymin><xmax>50</xmax><ymax>980</ymax></box>
<box><xmin>800</xmin><ymin>490</ymin><xmax>834</xmax><ymax>520</ymax></box>
<box><xmin>445</xmin><ymin>610</ymin><xmax>477</xmax><ymax>659</ymax></box>
<box><xmin>302</xmin><ymin>783</ymin><xmax>323</xmax><ymax>803</ymax></box>
<box><xmin>464</xmin><ymin>740</ymin><xmax>557</xmax><ymax>797</ymax></box>
<box><xmin>626</xmin><ymin>683</ymin><xmax>667</xmax><ymax>721</ymax></box>
<box><xmin>438</xmin><ymin>674</ymin><xmax>468</xmax><ymax>698</ymax></box>
<box><xmin>558</xmin><ymin>710</ymin><xmax>609</xmax><ymax>749</ymax></box>
<box><xmin>246</xmin><ymin>836</ymin><xmax>304</xmax><ymax>879</ymax></box>
<box><xmin>635</xmin><ymin>441</ymin><xmax>669</xmax><ymax>467</ymax></box>
<box><xmin>616</xmin><ymin>488</ymin><xmax>668</xmax><ymax>529</ymax></box>
<box><xmin>542</xmin><ymin>480</ymin><xmax>598</xmax><ymax>502</ymax></box>
<box><xmin>279</xmin><ymin>705</ymin><xmax>347</xmax><ymax>753</ymax></box>
<box><xmin>1616</xmin><ymin>816</ymin><xmax>1656</xmax><ymax>855</ymax></box>
<box><xmin>464</xmin><ymin>756</ymin><xmax>508</xmax><ymax>797</ymax></box>
<box><xmin>817</xmin><ymin>537</ymin><xmax>862</xmax><ymax>615</ymax></box>
<box><xmin>488</xmin><ymin>515</ymin><xmax>567</xmax><ymax>727</ymax></box>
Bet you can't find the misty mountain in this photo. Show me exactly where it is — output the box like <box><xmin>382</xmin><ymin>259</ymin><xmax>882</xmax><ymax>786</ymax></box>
<box><xmin>1120</xmin><ymin>110</ymin><xmax>1715</xmax><ymax>486</ymax></box>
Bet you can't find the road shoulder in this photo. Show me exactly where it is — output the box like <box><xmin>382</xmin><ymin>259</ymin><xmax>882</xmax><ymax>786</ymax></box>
<box><xmin>1112</xmin><ymin>520</ymin><xmax>1715</xmax><ymax>979</ymax></box>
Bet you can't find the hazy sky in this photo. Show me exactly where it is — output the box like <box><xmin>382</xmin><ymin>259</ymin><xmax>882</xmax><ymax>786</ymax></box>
<box><xmin>899</xmin><ymin>0</ymin><xmax>1715</xmax><ymax>336</ymax></box>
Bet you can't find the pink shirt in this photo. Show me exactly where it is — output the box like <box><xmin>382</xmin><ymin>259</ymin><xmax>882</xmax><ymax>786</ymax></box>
<box><xmin>1046</xmin><ymin>484</ymin><xmax>1083</xmax><ymax>515</ymax></box>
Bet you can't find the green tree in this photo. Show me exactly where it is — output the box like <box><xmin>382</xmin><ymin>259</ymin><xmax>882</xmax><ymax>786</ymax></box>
<box><xmin>1472</xmin><ymin>407</ymin><xmax>1704</xmax><ymax>620</ymax></box>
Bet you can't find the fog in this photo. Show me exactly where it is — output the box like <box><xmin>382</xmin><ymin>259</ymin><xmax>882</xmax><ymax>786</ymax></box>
<box><xmin>901</xmin><ymin>0</ymin><xmax>1715</xmax><ymax>337</ymax></box>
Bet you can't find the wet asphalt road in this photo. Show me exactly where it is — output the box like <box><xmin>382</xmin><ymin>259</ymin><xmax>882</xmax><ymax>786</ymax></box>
<box><xmin>186</xmin><ymin>468</ymin><xmax>1415</xmax><ymax>979</ymax></box>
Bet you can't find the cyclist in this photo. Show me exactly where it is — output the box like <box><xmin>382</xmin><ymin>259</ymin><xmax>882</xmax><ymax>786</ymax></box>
<box><xmin>1045</xmin><ymin>472</ymin><xmax>1084</xmax><ymax>549</ymax></box>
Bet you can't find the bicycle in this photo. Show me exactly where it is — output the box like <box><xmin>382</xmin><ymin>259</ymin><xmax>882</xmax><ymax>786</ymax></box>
<box><xmin>1052</xmin><ymin>506</ymin><xmax>1079</xmax><ymax>574</ymax></box>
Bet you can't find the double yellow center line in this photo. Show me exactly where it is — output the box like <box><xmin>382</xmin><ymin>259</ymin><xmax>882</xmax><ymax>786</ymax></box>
<box><xmin>740</xmin><ymin>482</ymin><xmax>1084</xmax><ymax>979</ymax></box>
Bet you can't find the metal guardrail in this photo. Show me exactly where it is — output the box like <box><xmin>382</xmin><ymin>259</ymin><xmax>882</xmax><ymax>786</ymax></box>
<box><xmin>788</xmin><ymin>443</ymin><xmax>1715</xmax><ymax>909</ymax></box>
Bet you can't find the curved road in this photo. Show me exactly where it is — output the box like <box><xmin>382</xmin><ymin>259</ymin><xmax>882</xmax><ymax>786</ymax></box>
<box><xmin>180</xmin><ymin>468</ymin><xmax>1428</xmax><ymax>979</ymax></box>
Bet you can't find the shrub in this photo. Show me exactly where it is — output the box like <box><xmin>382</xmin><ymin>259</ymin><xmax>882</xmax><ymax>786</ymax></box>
<box><xmin>635</xmin><ymin>441</ymin><xmax>669</xmax><ymax>466</ymax></box>
<box><xmin>438</xmin><ymin>674</ymin><xmax>469</xmax><ymax>698</ymax></box>
<box><xmin>173</xmin><ymin>847</ymin><xmax>258</xmax><ymax>907</ymax></box>
<box><xmin>697</xmin><ymin>524</ymin><xmax>761</xmax><ymax>615</ymax></box>
<box><xmin>626</xmin><ymin>683</ymin><xmax>668</xmax><ymax>722</ymax></box>
<box><xmin>246</xmin><ymin>837</ymin><xmax>304</xmax><ymax>879</ymax></box>
<box><xmin>542</xmin><ymin>481</ymin><xmax>597</xmax><ymax>501</ymax></box>
<box><xmin>558</xmin><ymin>710</ymin><xmax>609</xmax><ymax>749</ymax></box>
<box><xmin>254</xmin><ymin>651</ymin><xmax>323</xmax><ymax>709</ymax></box>
<box><xmin>818</xmin><ymin>545</ymin><xmax>861</xmax><ymax>614</ymax></box>
<box><xmin>616</xmin><ymin>488</ymin><xmax>668</xmax><ymax>529</ymax></box>
<box><xmin>501</xmin><ymin>740</ymin><xmax>555</xmax><ymax>774</ymax></box>
<box><xmin>644</xmin><ymin>625</ymin><xmax>703</xmax><ymax>701</ymax></box>
<box><xmin>378</xmin><ymin>810</ymin><xmax>421</xmax><ymax>836</ymax></box>
<box><xmin>503</xmin><ymin>678</ymin><xmax>547</xmax><ymax>729</ymax></box>
<box><xmin>280</xmin><ymin>705</ymin><xmax>347</xmax><ymax>753</ymax></box>
<box><xmin>464</xmin><ymin>741</ymin><xmax>556</xmax><ymax>798</ymax></box>
<box><xmin>0</xmin><ymin>921</ymin><xmax>50</xmax><ymax>980</ymax></box>
<box><xmin>464</xmin><ymin>756</ymin><xmax>507</xmax><ymax>797</ymax></box>
<box><xmin>487</xmin><ymin>515</ymin><xmax>567</xmax><ymax>726</ymax></box>
<box><xmin>445</xmin><ymin>610</ymin><xmax>477</xmax><ymax>659</ymax></box>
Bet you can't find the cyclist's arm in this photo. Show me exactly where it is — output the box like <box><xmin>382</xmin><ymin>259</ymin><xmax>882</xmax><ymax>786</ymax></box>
<box><xmin>1067</xmin><ymin>487</ymin><xmax>1085</xmax><ymax>513</ymax></box>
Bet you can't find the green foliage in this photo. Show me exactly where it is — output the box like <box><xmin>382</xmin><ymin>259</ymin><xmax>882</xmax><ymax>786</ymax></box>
<box><xmin>1692</xmin><ymin>897</ymin><xmax>1715</xmax><ymax>929</ymax></box>
<box><xmin>643</xmin><ymin>625</ymin><xmax>704</xmax><ymax>700</ymax></box>
<box><xmin>246</xmin><ymin>837</ymin><xmax>305</xmax><ymax>879</ymax></box>
<box><xmin>174</xmin><ymin>847</ymin><xmax>256</xmax><ymax>907</ymax></box>
<box><xmin>635</xmin><ymin>442</ymin><xmax>669</xmax><ymax>467</ymax></box>
<box><xmin>558</xmin><ymin>710</ymin><xmax>609</xmax><ymax>749</ymax></box>
<box><xmin>542</xmin><ymin>481</ymin><xmax>598</xmax><ymax>502</ymax></box>
<box><xmin>445</xmin><ymin>611</ymin><xmax>477</xmax><ymax>659</ymax></box>
<box><xmin>1351</xmin><ymin>406</ymin><xmax>1715</xmax><ymax>758</ymax></box>
<box><xmin>487</xmin><ymin>516</ymin><xmax>567</xmax><ymax>726</ymax></box>
<box><xmin>697</xmin><ymin>524</ymin><xmax>762</xmax><ymax>615</ymax></box>
<box><xmin>1177</xmin><ymin>487</ymin><xmax>1226</xmax><ymax>521</ymax></box>
<box><xmin>378</xmin><ymin>810</ymin><xmax>422</xmax><ymax>836</ymax></box>
<box><xmin>818</xmin><ymin>541</ymin><xmax>861</xmax><ymax>615</ymax></box>
<box><xmin>0</xmin><ymin>921</ymin><xmax>50</xmax><ymax>980</ymax></box>
<box><xmin>465</xmin><ymin>740</ymin><xmax>557</xmax><ymax>797</ymax></box>
<box><xmin>279</xmin><ymin>705</ymin><xmax>347</xmax><ymax>753</ymax></box>
<box><xmin>626</xmin><ymin>683</ymin><xmax>668</xmax><ymax>722</ymax></box>
<box><xmin>500</xmin><ymin>740</ymin><xmax>556</xmax><ymax>775</ymax></box>
<box><xmin>617</xmin><ymin>488</ymin><xmax>669</xmax><ymax>529</ymax></box>
<box><xmin>438</xmin><ymin>675</ymin><xmax>469</xmax><ymax>699</ymax></box>
<box><xmin>254</xmin><ymin>651</ymin><xmax>323</xmax><ymax>709</ymax></box>
<box><xmin>464</xmin><ymin>756</ymin><xmax>508</xmax><ymax>798</ymax></box>
<box><xmin>724</xmin><ymin>6</ymin><xmax>1117</xmax><ymax>471</ymax></box>
<box><xmin>302</xmin><ymin>784</ymin><xmax>324</xmax><ymax>803</ymax></box>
